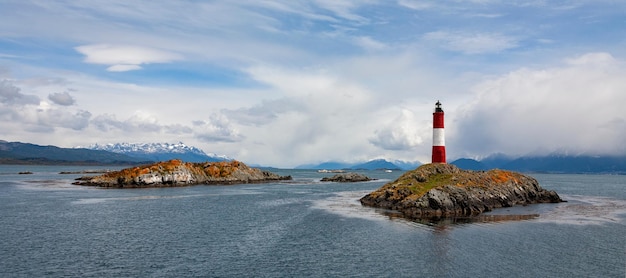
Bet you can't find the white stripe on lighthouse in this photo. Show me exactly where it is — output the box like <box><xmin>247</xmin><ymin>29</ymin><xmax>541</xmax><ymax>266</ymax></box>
<box><xmin>433</xmin><ymin>128</ymin><xmax>445</xmax><ymax>146</ymax></box>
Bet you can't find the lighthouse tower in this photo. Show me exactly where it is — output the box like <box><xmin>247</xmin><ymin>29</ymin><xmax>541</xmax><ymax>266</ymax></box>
<box><xmin>432</xmin><ymin>100</ymin><xmax>446</xmax><ymax>163</ymax></box>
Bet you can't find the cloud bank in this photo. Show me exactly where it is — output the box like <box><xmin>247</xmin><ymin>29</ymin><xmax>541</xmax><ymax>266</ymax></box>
<box><xmin>452</xmin><ymin>52</ymin><xmax>626</xmax><ymax>157</ymax></box>
<box><xmin>1</xmin><ymin>1</ymin><xmax>625</xmax><ymax>167</ymax></box>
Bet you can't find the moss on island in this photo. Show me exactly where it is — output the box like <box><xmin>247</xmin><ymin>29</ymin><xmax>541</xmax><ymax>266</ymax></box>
<box><xmin>360</xmin><ymin>163</ymin><xmax>563</xmax><ymax>220</ymax></box>
<box><xmin>74</xmin><ymin>159</ymin><xmax>291</xmax><ymax>188</ymax></box>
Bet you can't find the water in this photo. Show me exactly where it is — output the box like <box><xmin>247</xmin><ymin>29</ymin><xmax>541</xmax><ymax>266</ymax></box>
<box><xmin>1</xmin><ymin>166</ymin><xmax>624</xmax><ymax>277</ymax></box>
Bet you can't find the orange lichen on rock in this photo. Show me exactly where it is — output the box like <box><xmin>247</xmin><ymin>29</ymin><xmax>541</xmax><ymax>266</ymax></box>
<box><xmin>201</xmin><ymin>160</ymin><xmax>241</xmax><ymax>178</ymax></box>
<box><xmin>74</xmin><ymin>159</ymin><xmax>290</xmax><ymax>188</ymax></box>
<box><xmin>489</xmin><ymin>169</ymin><xmax>519</xmax><ymax>184</ymax></box>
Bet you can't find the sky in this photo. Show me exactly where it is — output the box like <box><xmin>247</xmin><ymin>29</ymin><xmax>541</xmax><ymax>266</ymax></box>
<box><xmin>1</xmin><ymin>0</ymin><xmax>625</xmax><ymax>167</ymax></box>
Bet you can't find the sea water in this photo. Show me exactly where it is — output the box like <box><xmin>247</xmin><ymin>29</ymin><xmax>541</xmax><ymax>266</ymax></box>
<box><xmin>0</xmin><ymin>166</ymin><xmax>624</xmax><ymax>277</ymax></box>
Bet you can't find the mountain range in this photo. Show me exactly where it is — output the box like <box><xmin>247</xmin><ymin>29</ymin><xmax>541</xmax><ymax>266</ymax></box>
<box><xmin>84</xmin><ymin>142</ymin><xmax>230</xmax><ymax>163</ymax></box>
<box><xmin>0</xmin><ymin>140</ymin><xmax>145</xmax><ymax>165</ymax></box>
<box><xmin>2</xmin><ymin>140</ymin><xmax>625</xmax><ymax>173</ymax></box>
<box><xmin>299</xmin><ymin>155</ymin><xmax>626</xmax><ymax>174</ymax></box>
<box><xmin>296</xmin><ymin>159</ymin><xmax>421</xmax><ymax>171</ymax></box>
<box><xmin>0</xmin><ymin>140</ymin><xmax>228</xmax><ymax>165</ymax></box>
<box><xmin>450</xmin><ymin>154</ymin><xmax>626</xmax><ymax>174</ymax></box>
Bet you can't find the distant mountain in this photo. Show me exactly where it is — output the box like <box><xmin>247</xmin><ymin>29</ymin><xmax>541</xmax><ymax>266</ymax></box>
<box><xmin>84</xmin><ymin>142</ymin><xmax>230</xmax><ymax>163</ymax></box>
<box><xmin>295</xmin><ymin>161</ymin><xmax>352</xmax><ymax>170</ymax></box>
<box><xmin>296</xmin><ymin>159</ymin><xmax>422</xmax><ymax>171</ymax></box>
<box><xmin>391</xmin><ymin>160</ymin><xmax>422</xmax><ymax>170</ymax></box>
<box><xmin>0</xmin><ymin>140</ymin><xmax>145</xmax><ymax>165</ymax></box>
<box><xmin>451</xmin><ymin>158</ymin><xmax>487</xmax><ymax>171</ymax></box>
<box><xmin>351</xmin><ymin>159</ymin><xmax>401</xmax><ymax>170</ymax></box>
<box><xmin>499</xmin><ymin>155</ymin><xmax>626</xmax><ymax>173</ymax></box>
<box><xmin>452</xmin><ymin>154</ymin><xmax>626</xmax><ymax>174</ymax></box>
<box><xmin>479</xmin><ymin>153</ymin><xmax>516</xmax><ymax>169</ymax></box>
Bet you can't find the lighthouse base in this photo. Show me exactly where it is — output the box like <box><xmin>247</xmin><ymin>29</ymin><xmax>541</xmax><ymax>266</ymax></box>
<box><xmin>432</xmin><ymin>146</ymin><xmax>446</xmax><ymax>163</ymax></box>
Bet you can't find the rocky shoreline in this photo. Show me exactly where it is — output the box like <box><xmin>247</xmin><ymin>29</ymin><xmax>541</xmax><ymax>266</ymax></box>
<box><xmin>360</xmin><ymin>163</ymin><xmax>563</xmax><ymax>220</ymax></box>
<box><xmin>73</xmin><ymin>159</ymin><xmax>291</xmax><ymax>188</ymax></box>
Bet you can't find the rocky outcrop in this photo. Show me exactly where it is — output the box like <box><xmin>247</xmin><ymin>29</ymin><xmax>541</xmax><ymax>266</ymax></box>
<box><xmin>321</xmin><ymin>172</ymin><xmax>374</xmax><ymax>182</ymax></box>
<box><xmin>73</xmin><ymin>159</ymin><xmax>291</xmax><ymax>188</ymax></box>
<box><xmin>360</xmin><ymin>163</ymin><xmax>563</xmax><ymax>220</ymax></box>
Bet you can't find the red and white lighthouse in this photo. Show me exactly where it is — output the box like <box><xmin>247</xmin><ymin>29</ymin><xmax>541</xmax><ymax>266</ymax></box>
<box><xmin>432</xmin><ymin>100</ymin><xmax>446</xmax><ymax>163</ymax></box>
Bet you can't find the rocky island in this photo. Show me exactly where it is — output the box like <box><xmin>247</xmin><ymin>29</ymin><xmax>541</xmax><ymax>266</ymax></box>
<box><xmin>360</xmin><ymin>163</ymin><xmax>563</xmax><ymax>220</ymax></box>
<box><xmin>74</xmin><ymin>159</ymin><xmax>291</xmax><ymax>188</ymax></box>
<box><xmin>321</xmin><ymin>172</ymin><xmax>374</xmax><ymax>182</ymax></box>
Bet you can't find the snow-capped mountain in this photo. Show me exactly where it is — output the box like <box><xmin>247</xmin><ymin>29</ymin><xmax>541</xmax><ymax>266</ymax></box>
<box><xmin>84</xmin><ymin>142</ymin><xmax>231</xmax><ymax>163</ymax></box>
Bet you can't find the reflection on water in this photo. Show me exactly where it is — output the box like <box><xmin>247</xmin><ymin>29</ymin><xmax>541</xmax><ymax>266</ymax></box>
<box><xmin>313</xmin><ymin>190</ymin><xmax>626</xmax><ymax>227</ymax></box>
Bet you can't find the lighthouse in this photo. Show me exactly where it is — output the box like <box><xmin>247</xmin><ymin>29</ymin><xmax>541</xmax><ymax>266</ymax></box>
<box><xmin>432</xmin><ymin>100</ymin><xmax>446</xmax><ymax>163</ymax></box>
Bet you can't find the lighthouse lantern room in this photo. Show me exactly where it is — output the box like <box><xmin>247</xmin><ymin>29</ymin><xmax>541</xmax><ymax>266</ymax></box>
<box><xmin>432</xmin><ymin>100</ymin><xmax>446</xmax><ymax>163</ymax></box>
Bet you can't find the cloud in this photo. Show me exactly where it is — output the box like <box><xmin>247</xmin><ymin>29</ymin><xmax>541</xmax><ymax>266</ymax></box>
<box><xmin>397</xmin><ymin>0</ymin><xmax>433</xmax><ymax>10</ymax></box>
<box><xmin>193</xmin><ymin>114</ymin><xmax>244</xmax><ymax>143</ymax></box>
<box><xmin>313</xmin><ymin>0</ymin><xmax>372</xmax><ymax>23</ymax></box>
<box><xmin>106</xmin><ymin>65</ymin><xmax>143</xmax><ymax>72</ymax></box>
<box><xmin>92</xmin><ymin>111</ymin><xmax>166</xmax><ymax>133</ymax></box>
<box><xmin>39</xmin><ymin>109</ymin><xmax>92</xmax><ymax>131</ymax></box>
<box><xmin>354</xmin><ymin>36</ymin><xmax>387</xmax><ymax>51</ymax></box>
<box><xmin>222</xmin><ymin>98</ymin><xmax>304</xmax><ymax>126</ymax></box>
<box><xmin>369</xmin><ymin>109</ymin><xmax>424</xmax><ymax>150</ymax></box>
<box><xmin>452</xmin><ymin>52</ymin><xmax>626</xmax><ymax>157</ymax></box>
<box><xmin>565</xmin><ymin>52</ymin><xmax>616</xmax><ymax>66</ymax></box>
<box><xmin>423</xmin><ymin>31</ymin><xmax>519</xmax><ymax>54</ymax></box>
<box><xmin>0</xmin><ymin>80</ymin><xmax>40</xmax><ymax>105</ymax></box>
<box><xmin>48</xmin><ymin>91</ymin><xmax>75</xmax><ymax>106</ymax></box>
<box><xmin>75</xmin><ymin>44</ymin><xmax>182</xmax><ymax>72</ymax></box>
<box><xmin>0</xmin><ymin>81</ymin><xmax>90</xmax><ymax>132</ymax></box>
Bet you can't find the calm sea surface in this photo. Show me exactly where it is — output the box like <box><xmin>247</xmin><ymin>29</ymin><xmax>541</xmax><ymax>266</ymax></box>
<box><xmin>1</xmin><ymin>165</ymin><xmax>624</xmax><ymax>277</ymax></box>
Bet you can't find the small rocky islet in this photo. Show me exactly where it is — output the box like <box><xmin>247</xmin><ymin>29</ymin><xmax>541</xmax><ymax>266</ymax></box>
<box><xmin>320</xmin><ymin>172</ymin><xmax>375</xmax><ymax>182</ymax></box>
<box><xmin>73</xmin><ymin>159</ymin><xmax>291</xmax><ymax>188</ymax></box>
<box><xmin>360</xmin><ymin>163</ymin><xmax>564</xmax><ymax>220</ymax></box>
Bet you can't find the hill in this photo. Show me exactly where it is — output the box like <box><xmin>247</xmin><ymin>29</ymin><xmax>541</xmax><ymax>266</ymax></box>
<box><xmin>0</xmin><ymin>140</ymin><xmax>145</xmax><ymax>165</ymax></box>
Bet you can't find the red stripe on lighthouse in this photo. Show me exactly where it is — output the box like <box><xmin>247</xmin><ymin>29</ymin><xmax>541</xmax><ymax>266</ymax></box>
<box><xmin>433</xmin><ymin>112</ymin><xmax>444</xmax><ymax>129</ymax></box>
<box><xmin>432</xmin><ymin>146</ymin><xmax>446</xmax><ymax>163</ymax></box>
<box><xmin>432</xmin><ymin>101</ymin><xmax>446</xmax><ymax>163</ymax></box>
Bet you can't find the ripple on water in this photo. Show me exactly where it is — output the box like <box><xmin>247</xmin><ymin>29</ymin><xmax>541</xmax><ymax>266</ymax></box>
<box><xmin>534</xmin><ymin>194</ymin><xmax>626</xmax><ymax>225</ymax></box>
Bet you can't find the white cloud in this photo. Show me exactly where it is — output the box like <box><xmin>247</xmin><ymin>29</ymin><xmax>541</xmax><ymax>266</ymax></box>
<box><xmin>75</xmin><ymin>44</ymin><xmax>182</xmax><ymax>72</ymax></box>
<box><xmin>354</xmin><ymin>36</ymin><xmax>387</xmax><ymax>51</ymax></box>
<box><xmin>0</xmin><ymin>80</ymin><xmax>91</xmax><ymax>132</ymax></box>
<box><xmin>423</xmin><ymin>31</ymin><xmax>519</xmax><ymax>54</ymax></box>
<box><xmin>39</xmin><ymin>109</ymin><xmax>92</xmax><ymax>131</ymax></box>
<box><xmin>106</xmin><ymin>65</ymin><xmax>143</xmax><ymax>72</ymax></box>
<box><xmin>369</xmin><ymin>109</ymin><xmax>424</xmax><ymax>150</ymax></box>
<box><xmin>452</xmin><ymin>52</ymin><xmax>626</xmax><ymax>157</ymax></box>
<box><xmin>92</xmin><ymin>111</ymin><xmax>166</xmax><ymax>133</ymax></box>
<box><xmin>313</xmin><ymin>0</ymin><xmax>372</xmax><ymax>23</ymax></box>
<box><xmin>193</xmin><ymin>114</ymin><xmax>244</xmax><ymax>143</ymax></box>
<box><xmin>397</xmin><ymin>0</ymin><xmax>433</xmax><ymax>10</ymax></box>
<box><xmin>565</xmin><ymin>52</ymin><xmax>616</xmax><ymax>66</ymax></box>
